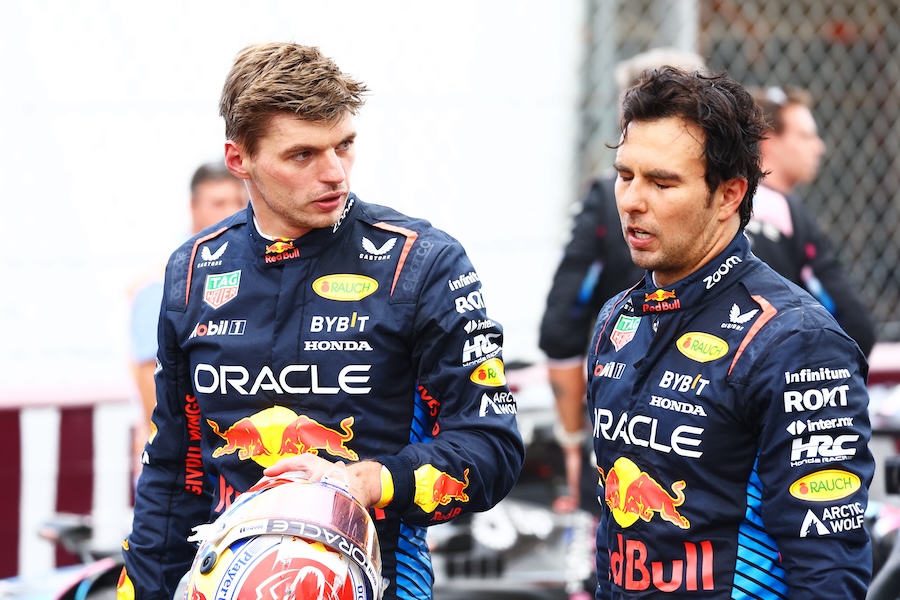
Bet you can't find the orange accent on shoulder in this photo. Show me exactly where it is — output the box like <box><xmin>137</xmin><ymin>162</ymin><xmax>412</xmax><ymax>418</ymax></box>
<box><xmin>727</xmin><ymin>294</ymin><xmax>778</xmax><ymax>376</ymax></box>
<box><xmin>373</xmin><ymin>222</ymin><xmax>418</xmax><ymax>296</ymax></box>
<box><xmin>184</xmin><ymin>227</ymin><xmax>229</xmax><ymax>306</ymax></box>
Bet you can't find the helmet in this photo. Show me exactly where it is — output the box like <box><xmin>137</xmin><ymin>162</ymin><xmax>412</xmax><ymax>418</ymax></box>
<box><xmin>183</xmin><ymin>473</ymin><xmax>384</xmax><ymax>600</ymax></box>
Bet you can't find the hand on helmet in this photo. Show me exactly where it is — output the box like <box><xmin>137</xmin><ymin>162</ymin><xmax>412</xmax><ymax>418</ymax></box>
<box><xmin>264</xmin><ymin>454</ymin><xmax>384</xmax><ymax>508</ymax></box>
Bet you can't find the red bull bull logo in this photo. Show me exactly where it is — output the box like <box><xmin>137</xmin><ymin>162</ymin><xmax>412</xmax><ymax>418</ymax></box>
<box><xmin>645</xmin><ymin>289</ymin><xmax>677</xmax><ymax>302</ymax></box>
<box><xmin>264</xmin><ymin>238</ymin><xmax>300</xmax><ymax>264</ymax></box>
<box><xmin>413</xmin><ymin>464</ymin><xmax>470</xmax><ymax>513</ymax></box>
<box><xmin>207</xmin><ymin>406</ymin><xmax>357</xmax><ymax>468</ymax></box>
<box><xmin>642</xmin><ymin>289</ymin><xmax>681</xmax><ymax>313</ymax></box>
<box><xmin>602</xmin><ymin>457</ymin><xmax>689</xmax><ymax>529</ymax></box>
<box><xmin>279</xmin><ymin>415</ymin><xmax>358</xmax><ymax>461</ymax></box>
<box><xmin>266</xmin><ymin>239</ymin><xmax>295</xmax><ymax>254</ymax></box>
<box><xmin>208</xmin><ymin>417</ymin><xmax>271</xmax><ymax>461</ymax></box>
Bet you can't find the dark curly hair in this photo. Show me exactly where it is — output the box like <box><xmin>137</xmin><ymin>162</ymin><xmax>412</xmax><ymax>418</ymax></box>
<box><xmin>616</xmin><ymin>67</ymin><xmax>767</xmax><ymax>229</ymax></box>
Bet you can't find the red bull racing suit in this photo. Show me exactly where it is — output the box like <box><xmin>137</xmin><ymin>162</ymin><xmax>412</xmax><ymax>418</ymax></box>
<box><xmin>121</xmin><ymin>195</ymin><xmax>525</xmax><ymax>600</ymax></box>
<box><xmin>587</xmin><ymin>232</ymin><xmax>874</xmax><ymax>599</ymax></box>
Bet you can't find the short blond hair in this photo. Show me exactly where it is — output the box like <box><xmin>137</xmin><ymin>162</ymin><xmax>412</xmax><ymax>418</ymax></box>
<box><xmin>218</xmin><ymin>43</ymin><xmax>368</xmax><ymax>157</ymax></box>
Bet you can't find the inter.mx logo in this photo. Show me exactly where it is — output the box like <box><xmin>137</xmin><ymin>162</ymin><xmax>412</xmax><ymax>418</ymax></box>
<box><xmin>204</xmin><ymin>271</ymin><xmax>240</xmax><ymax>309</ymax></box>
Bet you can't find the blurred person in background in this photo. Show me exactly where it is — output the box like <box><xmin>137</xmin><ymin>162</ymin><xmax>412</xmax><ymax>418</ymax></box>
<box><xmin>118</xmin><ymin>42</ymin><xmax>524</xmax><ymax>600</ymax></box>
<box><xmin>745</xmin><ymin>84</ymin><xmax>876</xmax><ymax>355</ymax></box>
<box><xmin>588</xmin><ymin>66</ymin><xmax>872</xmax><ymax>598</ymax></box>
<box><xmin>538</xmin><ymin>47</ymin><xmax>707</xmax><ymax>514</ymax></box>
<box><xmin>128</xmin><ymin>161</ymin><xmax>247</xmax><ymax>470</ymax></box>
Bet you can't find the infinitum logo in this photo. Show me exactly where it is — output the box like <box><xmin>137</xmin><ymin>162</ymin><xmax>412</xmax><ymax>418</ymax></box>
<box><xmin>448</xmin><ymin>271</ymin><xmax>480</xmax><ymax>290</ymax></box>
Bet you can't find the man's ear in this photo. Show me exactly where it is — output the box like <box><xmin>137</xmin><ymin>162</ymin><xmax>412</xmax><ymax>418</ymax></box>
<box><xmin>718</xmin><ymin>177</ymin><xmax>748</xmax><ymax>222</ymax></box>
<box><xmin>224</xmin><ymin>141</ymin><xmax>250</xmax><ymax>179</ymax></box>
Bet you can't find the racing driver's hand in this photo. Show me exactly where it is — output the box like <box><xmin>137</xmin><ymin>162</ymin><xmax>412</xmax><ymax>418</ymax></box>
<box><xmin>265</xmin><ymin>454</ymin><xmax>385</xmax><ymax>508</ymax></box>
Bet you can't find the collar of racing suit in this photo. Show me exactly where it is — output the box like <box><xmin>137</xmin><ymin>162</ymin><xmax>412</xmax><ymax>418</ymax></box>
<box><xmin>627</xmin><ymin>232</ymin><xmax>758</xmax><ymax>317</ymax></box>
<box><xmin>247</xmin><ymin>193</ymin><xmax>360</xmax><ymax>267</ymax></box>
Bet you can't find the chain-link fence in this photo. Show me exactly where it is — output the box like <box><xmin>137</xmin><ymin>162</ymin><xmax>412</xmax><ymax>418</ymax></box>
<box><xmin>579</xmin><ymin>0</ymin><xmax>900</xmax><ymax>342</ymax></box>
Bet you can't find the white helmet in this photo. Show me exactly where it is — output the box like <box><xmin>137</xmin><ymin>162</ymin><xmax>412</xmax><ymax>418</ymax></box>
<box><xmin>183</xmin><ymin>474</ymin><xmax>384</xmax><ymax>599</ymax></box>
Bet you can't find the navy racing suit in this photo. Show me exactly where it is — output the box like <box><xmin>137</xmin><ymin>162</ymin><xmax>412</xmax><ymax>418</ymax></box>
<box><xmin>587</xmin><ymin>232</ymin><xmax>873</xmax><ymax>598</ymax></box>
<box><xmin>122</xmin><ymin>195</ymin><xmax>525</xmax><ymax>600</ymax></box>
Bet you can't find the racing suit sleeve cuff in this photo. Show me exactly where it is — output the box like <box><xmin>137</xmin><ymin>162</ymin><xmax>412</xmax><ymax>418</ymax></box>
<box><xmin>372</xmin><ymin>454</ymin><xmax>414</xmax><ymax>511</ymax></box>
<box><xmin>374</xmin><ymin>465</ymin><xmax>394</xmax><ymax>508</ymax></box>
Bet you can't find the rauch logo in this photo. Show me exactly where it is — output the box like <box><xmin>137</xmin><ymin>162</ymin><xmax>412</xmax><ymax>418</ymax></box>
<box><xmin>313</xmin><ymin>274</ymin><xmax>378</xmax><ymax>301</ymax></box>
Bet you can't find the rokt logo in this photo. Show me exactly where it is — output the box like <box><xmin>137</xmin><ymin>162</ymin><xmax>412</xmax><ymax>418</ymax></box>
<box><xmin>783</xmin><ymin>385</ymin><xmax>850</xmax><ymax>413</ymax></box>
<box><xmin>454</xmin><ymin>290</ymin><xmax>484</xmax><ymax>314</ymax></box>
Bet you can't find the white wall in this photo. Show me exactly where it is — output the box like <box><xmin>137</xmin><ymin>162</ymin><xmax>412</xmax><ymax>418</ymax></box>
<box><xmin>0</xmin><ymin>0</ymin><xmax>584</xmax><ymax>402</ymax></box>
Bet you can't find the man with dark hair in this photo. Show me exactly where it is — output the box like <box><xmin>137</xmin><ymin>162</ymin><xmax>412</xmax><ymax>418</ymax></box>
<box><xmin>540</xmin><ymin>48</ymin><xmax>707</xmax><ymax>513</ymax></box>
<box><xmin>587</xmin><ymin>67</ymin><xmax>873</xmax><ymax>598</ymax></box>
<box><xmin>745</xmin><ymin>84</ymin><xmax>876</xmax><ymax>355</ymax></box>
<box><xmin>119</xmin><ymin>42</ymin><xmax>524</xmax><ymax>600</ymax></box>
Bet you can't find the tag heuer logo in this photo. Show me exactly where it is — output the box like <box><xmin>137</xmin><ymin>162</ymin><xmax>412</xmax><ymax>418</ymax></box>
<box><xmin>204</xmin><ymin>270</ymin><xmax>241</xmax><ymax>309</ymax></box>
<box><xmin>610</xmin><ymin>315</ymin><xmax>640</xmax><ymax>352</ymax></box>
